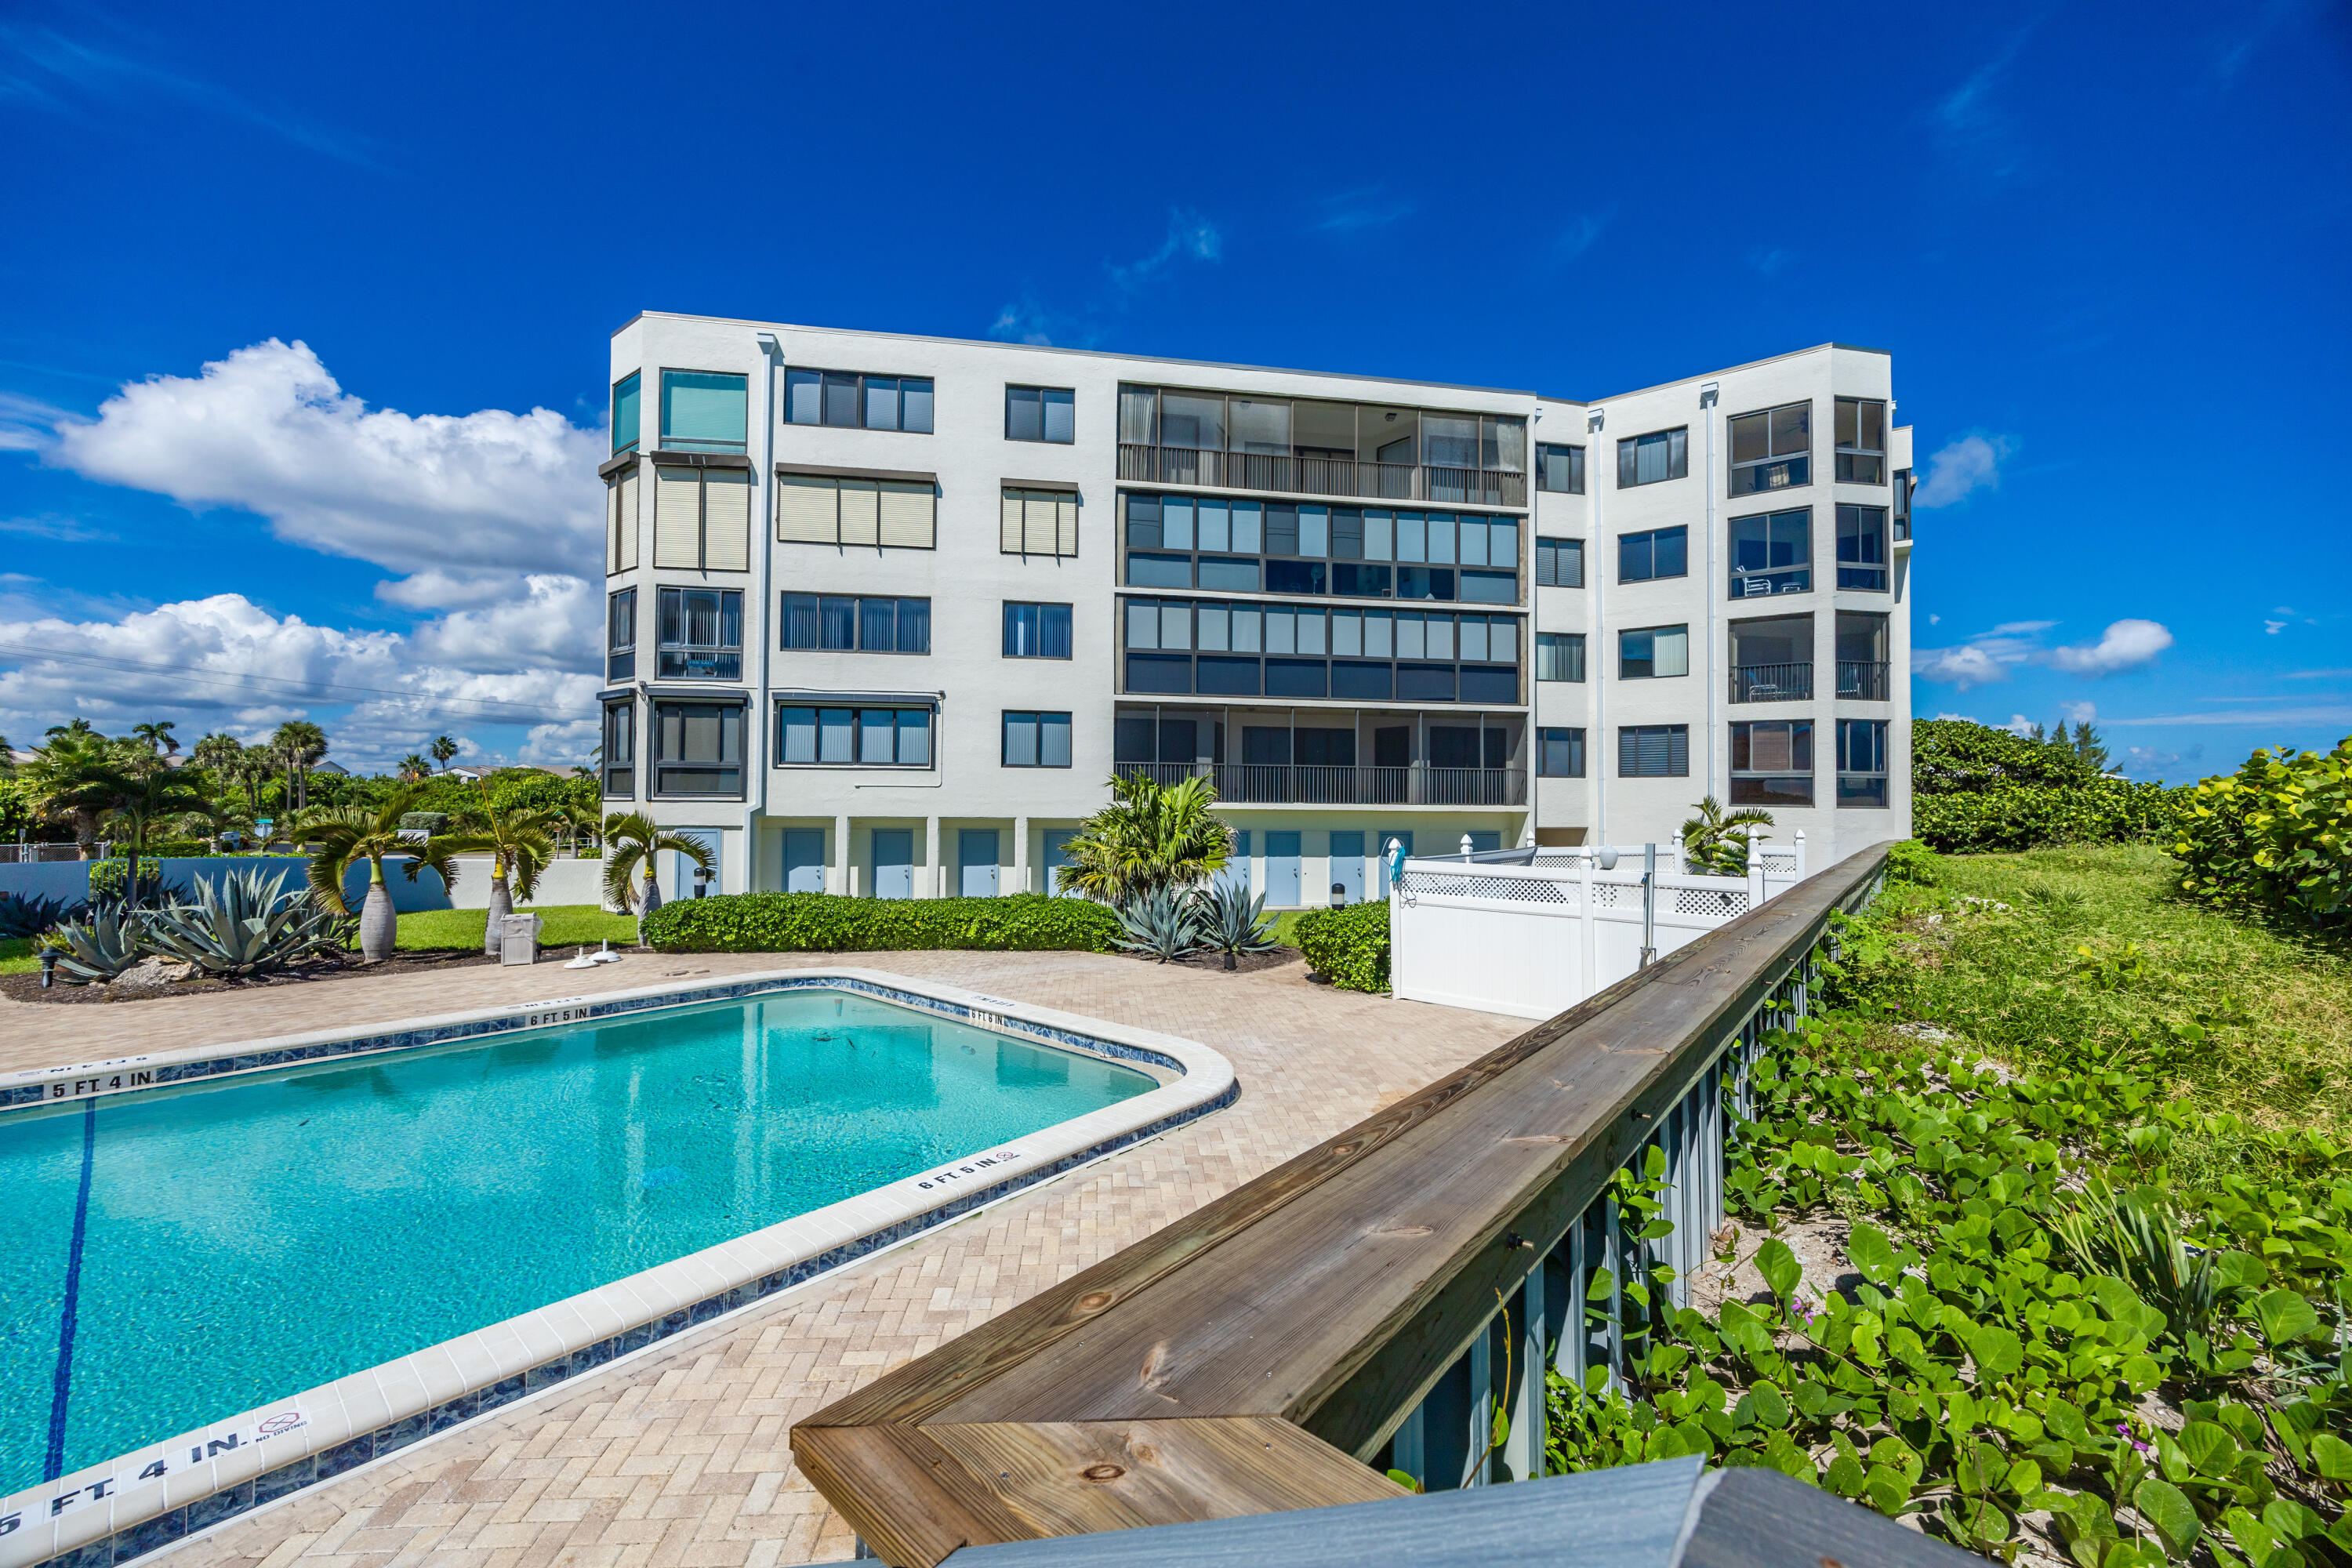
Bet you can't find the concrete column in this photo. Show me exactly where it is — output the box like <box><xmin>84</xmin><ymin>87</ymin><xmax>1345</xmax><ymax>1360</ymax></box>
<box><xmin>925</xmin><ymin>816</ymin><xmax>941</xmax><ymax>898</ymax></box>
<box><xmin>833</xmin><ymin>814</ymin><xmax>850</xmax><ymax>895</ymax></box>
<box><xmin>1013</xmin><ymin>815</ymin><xmax>1029</xmax><ymax>894</ymax></box>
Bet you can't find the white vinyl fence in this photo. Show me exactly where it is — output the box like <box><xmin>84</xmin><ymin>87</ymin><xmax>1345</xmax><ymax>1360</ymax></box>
<box><xmin>1388</xmin><ymin>834</ymin><xmax>1806</xmax><ymax>1019</ymax></box>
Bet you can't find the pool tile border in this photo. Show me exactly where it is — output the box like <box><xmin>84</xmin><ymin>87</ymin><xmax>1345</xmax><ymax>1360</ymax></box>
<box><xmin>0</xmin><ymin>967</ymin><xmax>1237</xmax><ymax>1568</ymax></box>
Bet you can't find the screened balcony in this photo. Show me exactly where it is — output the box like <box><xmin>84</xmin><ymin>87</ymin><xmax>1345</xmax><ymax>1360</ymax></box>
<box><xmin>1837</xmin><ymin>611</ymin><xmax>1892</xmax><ymax>701</ymax></box>
<box><xmin>1728</xmin><ymin>613</ymin><xmax>1813</xmax><ymax>704</ymax></box>
<box><xmin>1118</xmin><ymin>386</ymin><xmax>1529</xmax><ymax>509</ymax></box>
<box><xmin>1115</xmin><ymin>705</ymin><xmax>1526</xmax><ymax>807</ymax></box>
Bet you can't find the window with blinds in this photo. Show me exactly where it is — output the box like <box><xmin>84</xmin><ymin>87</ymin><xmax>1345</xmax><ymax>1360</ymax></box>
<box><xmin>605</xmin><ymin>468</ymin><xmax>638</xmax><ymax>575</ymax></box>
<box><xmin>1617</xmin><ymin>724</ymin><xmax>1690</xmax><ymax>779</ymax></box>
<box><xmin>775</xmin><ymin>472</ymin><xmax>937</xmax><ymax>549</ymax></box>
<box><xmin>649</xmin><ymin>464</ymin><xmax>750</xmax><ymax>572</ymax></box>
<box><xmin>1001</xmin><ymin>488</ymin><xmax>1079</xmax><ymax>557</ymax></box>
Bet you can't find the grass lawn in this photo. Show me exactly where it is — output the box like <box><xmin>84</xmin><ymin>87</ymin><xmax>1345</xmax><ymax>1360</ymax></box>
<box><xmin>1878</xmin><ymin>843</ymin><xmax>2350</xmax><ymax>1147</ymax></box>
<box><xmin>360</xmin><ymin>905</ymin><xmax>642</xmax><ymax>953</ymax></box>
<box><xmin>0</xmin><ymin>937</ymin><xmax>35</xmax><ymax>975</ymax></box>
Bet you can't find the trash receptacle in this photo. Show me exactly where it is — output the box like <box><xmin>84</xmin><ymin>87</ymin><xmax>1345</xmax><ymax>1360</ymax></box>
<box><xmin>499</xmin><ymin>913</ymin><xmax>543</xmax><ymax>966</ymax></box>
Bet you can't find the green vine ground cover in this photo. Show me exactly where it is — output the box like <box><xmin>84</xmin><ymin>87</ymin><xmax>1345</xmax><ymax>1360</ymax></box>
<box><xmin>1546</xmin><ymin>844</ymin><xmax>2352</xmax><ymax>1566</ymax></box>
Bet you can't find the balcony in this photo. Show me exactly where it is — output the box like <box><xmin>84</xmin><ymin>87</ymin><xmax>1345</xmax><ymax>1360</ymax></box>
<box><xmin>1730</xmin><ymin>662</ymin><xmax>1813</xmax><ymax>703</ymax></box>
<box><xmin>1116</xmin><ymin>760</ymin><xmax>1526</xmax><ymax>807</ymax></box>
<box><xmin>1119</xmin><ymin>444</ymin><xmax>1528</xmax><ymax>510</ymax></box>
<box><xmin>1838</xmin><ymin>660</ymin><xmax>1891</xmax><ymax>701</ymax></box>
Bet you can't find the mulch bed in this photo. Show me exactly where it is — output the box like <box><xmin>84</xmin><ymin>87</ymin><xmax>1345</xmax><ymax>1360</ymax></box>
<box><xmin>1161</xmin><ymin>946</ymin><xmax>1302</xmax><ymax>975</ymax></box>
<box><xmin>0</xmin><ymin>948</ymin><xmax>509</xmax><ymax>1005</ymax></box>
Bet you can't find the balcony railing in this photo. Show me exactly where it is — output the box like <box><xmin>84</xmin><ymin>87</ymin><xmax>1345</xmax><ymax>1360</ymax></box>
<box><xmin>1838</xmin><ymin>659</ymin><xmax>1891</xmax><ymax>700</ymax></box>
<box><xmin>1119</xmin><ymin>444</ymin><xmax>1529</xmax><ymax>510</ymax></box>
<box><xmin>1729</xmin><ymin>661</ymin><xmax>1813</xmax><ymax>702</ymax></box>
<box><xmin>1116</xmin><ymin>761</ymin><xmax>1526</xmax><ymax>806</ymax></box>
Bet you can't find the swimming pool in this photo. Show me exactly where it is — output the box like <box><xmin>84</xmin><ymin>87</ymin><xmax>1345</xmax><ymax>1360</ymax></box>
<box><xmin>0</xmin><ymin>971</ymin><xmax>1230</xmax><ymax>1558</ymax></box>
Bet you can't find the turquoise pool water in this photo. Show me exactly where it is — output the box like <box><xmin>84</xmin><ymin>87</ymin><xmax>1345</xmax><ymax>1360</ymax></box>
<box><xmin>0</xmin><ymin>989</ymin><xmax>1152</xmax><ymax>1493</ymax></box>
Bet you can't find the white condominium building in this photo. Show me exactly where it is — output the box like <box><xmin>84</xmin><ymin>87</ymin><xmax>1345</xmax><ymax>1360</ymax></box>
<box><xmin>599</xmin><ymin>314</ymin><xmax>1913</xmax><ymax>904</ymax></box>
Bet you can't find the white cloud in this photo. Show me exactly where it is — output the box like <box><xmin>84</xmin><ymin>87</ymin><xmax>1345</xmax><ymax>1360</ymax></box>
<box><xmin>1932</xmin><ymin>711</ymin><xmax>1974</xmax><ymax>721</ymax></box>
<box><xmin>2060</xmin><ymin>700</ymin><xmax>2097</xmax><ymax>725</ymax></box>
<box><xmin>1915</xmin><ymin>433</ymin><xmax>2016</xmax><ymax>508</ymax></box>
<box><xmin>2002</xmin><ymin>715</ymin><xmax>2037</xmax><ymax>736</ymax></box>
<box><xmin>2102</xmin><ymin>705</ymin><xmax>2352</xmax><ymax>728</ymax></box>
<box><xmin>47</xmin><ymin>339</ymin><xmax>603</xmax><ymax>596</ymax></box>
<box><xmin>2044</xmin><ymin>619</ymin><xmax>2172</xmax><ymax>675</ymax></box>
<box><xmin>1106</xmin><ymin>209</ymin><xmax>1222</xmax><ymax>292</ymax></box>
<box><xmin>0</xmin><ymin>390</ymin><xmax>69</xmax><ymax>452</ymax></box>
<box><xmin>0</xmin><ymin>514</ymin><xmax>112</xmax><ymax>542</ymax></box>
<box><xmin>1913</xmin><ymin>644</ymin><xmax>2010</xmax><ymax>687</ymax></box>
<box><xmin>2266</xmin><ymin>619</ymin><xmax>2288</xmax><ymax>634</ymax></box>
<box><xmin>2121</xmin><ymin>742</ymin><xmax>2205</xmax><ymax>780</ymax></box>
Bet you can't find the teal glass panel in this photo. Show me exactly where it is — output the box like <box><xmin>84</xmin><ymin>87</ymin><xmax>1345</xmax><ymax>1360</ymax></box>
<box><xmin>661</xmin><ymin>370</ymin><xmax>749</xmax><ymax>452</ymax></box>
<box><xmin>612</xmin><ymin>372</ymin><xmax>641</xmax><ymax>454</ymax></box>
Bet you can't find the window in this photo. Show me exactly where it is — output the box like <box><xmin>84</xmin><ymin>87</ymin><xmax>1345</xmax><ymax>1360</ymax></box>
<box><xmin>1002</xmin><ymin>711</ymin><xmax>1073</xmax><ymax>768</ymax></box>
<box><xmin>1729</xmin><ymin>507</ymin><xmax>1812</xmax><ymax>597</ymax></box>
<box><xmin>1539</xmin><ymin>728</ymin><xmax>1587</xmax><ymax>778</ymax></box>
<box><xmin>606</xmin><ymin>588</ymin><xmax>636</xmax><ymax>681</ymax></box>
<box><xmin>1006</xmin><ymin>385</ymin><xmax>1075</xmax><ymax>443</ymax></box>
<box><xmin>1118</xmin><ymin>598</ymin><xmax>1522</xmax><ymax>702</ymax></box>
<box><xmin>774</xmin><ymin>472</ymin><xmax>937</xmax><ymax>550</ymax></box>
<box><xmin>612</xmin><ymin>372</ymin><xmax>641</xmax><ymax>456</ymax></box>
<box><xmin>1730</xmin><ymin>614</ymin><xmax>1813</xmax><ymax>702</ymax></box>
<box><xmin>1835</xmin><ymin>397</ymin><xmax>1886</xmax><ymax>484</ymax></box>
<box><xmin>652</xmin><ymin>463</ymin><xmax>752</xmax><ymax>571</ymax></box>
<box><xmin>779</xmin><ymin>593</ymin><xmax>928</xmax><ymax>653</ymax></box>
<box><xmin>1838</xmin><ymin>718</ymin><xmax>1890</xmax><ymax>807</ymax></box>
<box><xmin>656</xmin><ymin>587</ymin><xmax>742</xmax><ymax>680</ymax></box>
<box><xmin>1836</xmin><ymin>505</ymin><xmax>1889</xmax><ymax>590</ymax></box>
<box><xmin>776</xmin><ymin>706</ymin><xmax>933</xmax><ymax>768</ymax></box>
<box><xmin>1618</xmin><ymin>526</ymin><xmax>1688</xmax><ymax>583</ymax></box>
<box><xmin>1617</xmin><ymin>426</ymin><xmax>1689</xmax><ymax>487</ymax></box>
<box><xmin>1536</xmin><ymin>632</ymin><xmax>1586</xmax><ymax>682</ymax></box>
<box><xmin>1120</xmin><ymin>491</ymin><xmax>1517</xmax><ymax>602</ymax></box>
<box><xmin>1537</xmin><ymin>443</ymin><xmax>1586</xmax><ymax>494</ymax></box>
<box><xmin>1003</xmin><ymin>488</ymin><xmax>1080</xmax><ymax>557</ymax></box>
<box><xmin>601</xmin><ymin>699</ymin><xmax>633</xmax><ymax>797</ymax></box>
<box><xmin>1731</xmin><ymin>719</ymin><xmax>1815</xmax><ymax>807</ymax></box>
<box><xmin>659</xmin><ymin>370</ymin><xmax>747</xmax><ymax>453</ymax></box>
<box><xmin>1618</xmin><ymin>724</ymin><xmax>1690</xmax><ymax>778</ymax></box>
<box><xmin>651</xmin><ymin>701</ymin><xmax>743</xmax><ymax>797</ymax></box>
<box><xmin>784</xmin><ymin>369</ymin><xmax>934</xmax><ymax>432</ymax></box>
<box><xmin>1619</xmin><ymin>625</ymin><xmax>1690</xmax><ymax>680</ymax></box>
<box><xmin>604</xmin><ymin>466</ymin><xmax>639</xmax><ymax>575</ymax></box>
<box><xmin>1535</xmin><ymin>537</ymin><xmax>1584</xmax><ymax>588</ymax></box>
<box><xmin>1728</xmin><ymin>402</ymin><xmax>1810</xmax><ymax>496</ymax></box>
<box><xmin>1893</xmin><ymin>468</ymin><xmax>1913</xmax><ymax>541</ymax></box>
<box><xmin>1837</xmin><ymin>611</ymin><xmax>1890</xmax><ymax>699</ymax></box>
<box><xmin>1003</xmin><ymin>601</ymin><xmax>1073</xmax><ymax>659</ymax></box>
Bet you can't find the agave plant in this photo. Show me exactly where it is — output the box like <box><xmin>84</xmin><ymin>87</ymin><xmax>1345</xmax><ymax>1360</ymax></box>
<box><xmin>142</xmin><ymin>867</ymin><xmax>351</xmax><ymax>978</ymax></box>
<box><xmin>1114</xmin><ymin>887</ymin><xmax>1203</xmax><ymax>963</ymax></box>
<box><xmin>0</xmin><ymin>892</ymin><xmax>80</xmax><ymax>941</ymax></box>
<box><xmin>46</xmin><ymin>906</ymin><xmax>147</xmax><ymax>984</ymax></box>
<box><xmin>1189</xmin><ymin>880</ymin><xmax>1276</xmax><ymax>971</ymax></box>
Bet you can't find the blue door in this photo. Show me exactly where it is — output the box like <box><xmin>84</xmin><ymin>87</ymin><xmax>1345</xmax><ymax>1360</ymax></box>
<box><xmin>1376</xmin><ymin>829</ymin><xmax>1414</xmax><ymax>895</ymax></box>
<box><xmin>1468</xmin><ymin>830</ymin><xmax>1502</xmax><ymax>855</ymax></box>
<box><xmin>675</xmin><ymin>829</ymin><xmax>724</xmax><ymax>898</ymax></box>
<box><xmin>1327</xmin><ymin>831</ymin><xmax>1365</xmax><ymax>906</ymax></box>
<box><xmin>959</xmin><ymin>829</ymin><xmax>1000</xmax><ymax>897</ymax></box>
<box><xmin>1042</xmin><ymin>829</ymin><xmax>1078</xmax><ymax>896</ymax></box>
<box><xmin>1265</xmin><ymin>831</ymin><xmax>1301</xmax><ymax>906</ymax></box>
<box><xmin>1216</xmin><ymin>829</ymin><xmax>1251</xmax><ymax>896</ymax></box>
<box><xmin>782</xmin><ymin>829</ymin><xmax>825</xmax><ymax>894</ymax></box>
<box><xmin>872</xmin><ymin>829</ymin><xmax>913</xmax><ymax>899</ymax></box>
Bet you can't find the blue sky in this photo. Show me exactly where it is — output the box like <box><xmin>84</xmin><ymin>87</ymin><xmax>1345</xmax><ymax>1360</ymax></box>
<box><xmin>2</xmin><ymin>0</ymin><xmax>2347</xmax><ymax>777</ymax></box>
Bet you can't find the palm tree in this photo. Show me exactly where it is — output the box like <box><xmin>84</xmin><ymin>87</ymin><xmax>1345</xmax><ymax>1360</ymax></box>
<box><xmin>430</xmin><ymin>735</ymin><xmax>459</xmax><ymax>770</ymax></box>
<box><xmin>270</xmin><ymin>720</ymin><xmax>329</xmax><ymax>811</ymax></box>
<box><xmin>1054</xmin><ymin>773</ymin><xmax>1233</xmax><ymax>902</ymax></box>
<box><xmin>601</xmin><ymin>811</ymin><xmax>712</xmax><ymax>933</ymax></box>
<box><xmin>397</xmin><ymin>753</ymin><xmax>432</xmax><ymax>782</ymax></box>
<box><xmin>443</xmin><ymin>798</ymin><xmax>558</xmax><ymax>956</ymax></box>
<box><xmin>45</xmin><ymin>719</ymin><xmax>98</xmax><ymax>740</ymax></box>
<box><xmin>0</xmin><ymin>732</ymin><xmax>13</xmax><ymax>774</ymax></box>
<box><xmin>1680</xmin><ymin>795</ymin><xmax>1775</xmax><ymax>877</ymax></box>
<box><xmin>130</xmin><ymin>720</ymin><xmax>180</xmax><ymax>758</ymax></box>
<box><xmin>293</xmin><ymin>786</ymin><xmax>459</xmax><ymax>962</ymax></box>
<box><xmin>104</xmin><ymin>768</ymin><xmax>212</xmax><ymax>864</ymax></box>
<box><xmin>19</xmin><ymin>732</ymin><xmax>131</xmax><ymax>858</ymax></box>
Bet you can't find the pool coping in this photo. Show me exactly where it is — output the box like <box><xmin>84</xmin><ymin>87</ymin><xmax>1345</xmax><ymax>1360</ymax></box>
<box><xmin>0</xmin><ymin>967</ymin><xmax>1239</xmax><ymax>1568</ymax></box>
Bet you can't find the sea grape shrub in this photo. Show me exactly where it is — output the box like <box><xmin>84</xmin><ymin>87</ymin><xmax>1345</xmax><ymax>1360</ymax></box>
<box><xmin>640</xmin><ymin>891</ymin><xmax>1120</xmax><ymax>953</ymax></box>
<box><xmin>1293</xmin><ymin>900</ymin><xmax>1388</xmax><ymax>993</ymax></box>
<box><xmin>1908</xmin><ymin>720</ymin><xmax>2190</xmax><ymax>856</ymax></box>
<box><xmin>2174</xmin><ymin>739</ymin><xmax>2352</xmax><ymax>927</ymax></box>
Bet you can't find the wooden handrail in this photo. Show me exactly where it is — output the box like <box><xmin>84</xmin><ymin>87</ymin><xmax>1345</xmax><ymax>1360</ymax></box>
<box><xmin>792</xmin><ymin>844</ymin><xmax>1895</xmax><ymax>1566</ymax></box>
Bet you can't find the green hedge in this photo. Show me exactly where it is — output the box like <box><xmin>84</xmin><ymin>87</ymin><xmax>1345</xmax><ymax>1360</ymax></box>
<box><xmin>1291</xmin><ymin>901</ymin><xmax>1388</xmax><ymax>993</ymax></box>
<box><xmin>1911</xmin><ymin>779</ymin><xmax>2189</xmax><ymax>855</ymax></box>
<box><xmin>639</xmin><ymin>891</ymin><xmax>1122</xmax><ymax>953</ymax></box>
<box><xmin>2174</xmin><ymin>738</ymin><xmax>2352</xmax><ymax>925</ymax></box>
<box><xmin>107</xmin><ymin>840</ymin><xmax>220</xmax><ymax>859</ymax></box>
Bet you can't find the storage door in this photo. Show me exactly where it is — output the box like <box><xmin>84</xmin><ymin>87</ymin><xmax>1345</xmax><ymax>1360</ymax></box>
<box><xmin>1466</xmin><ymin>830</ymin><xmax>1502</xmax><ymax>855</ymax></box>
<box><xmin>669</xmin><ymin>828</ymin><xmax>723</xmax><ymax>900</ymax></box>
<box><xmin>871</xmin><ymin>829</ymin><xmax>913</xmax><ymax>900</ymax></box>
<box><xmin>1041</xmin><ymin>828</ymin><xmax>1078</xmax><ymax>897</ymax></box>
<box><xmin>1265</xmin><ymin>830</ymin><xmax>1301</xmax><ymax>906</ymax></box>
<box><xmin>1216</xmin><ymin>829</ymin><xmax>1251</xmax><ymax>896</ymax></box>
<box><xmin>782</xmin><ymin>829</ymin><xmax>826</xmax><ymax>894</ymax></box>
<box><xmin>958</xmin><ymin>829</ymin><xmax>1000</xmax><ymax>897</ymax></box>
<box><xmin>1327</xmin><ymin>830</ymin><xmax>1366</xmax><ymax>906</ymax></box>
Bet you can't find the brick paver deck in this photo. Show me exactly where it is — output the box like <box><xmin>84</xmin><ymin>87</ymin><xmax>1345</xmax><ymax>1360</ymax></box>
<box><xmin>1</xmin><ymin>949</ymin><xmax>1523</xmax><ymax>1568</ymax></box>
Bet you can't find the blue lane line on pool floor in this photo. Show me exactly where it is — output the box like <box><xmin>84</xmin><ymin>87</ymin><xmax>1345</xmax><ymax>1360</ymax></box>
<box><xmin>45</xmin><ymin>1096</ymin><xmax>96</xmax><ymax>1483</ymax></box>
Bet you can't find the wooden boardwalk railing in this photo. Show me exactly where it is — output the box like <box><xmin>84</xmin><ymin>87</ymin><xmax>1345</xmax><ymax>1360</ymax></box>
<box><xmin>791</xmin><ymin>844</ymin><xmax>1894</xmax><ymax>1566</ymax></box>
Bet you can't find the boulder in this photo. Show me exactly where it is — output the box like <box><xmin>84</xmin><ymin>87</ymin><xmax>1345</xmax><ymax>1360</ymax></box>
<box><xmin>112</xmin><ymin>956</ymin><xmax>198</xmax><ymax>988</ymax></box>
